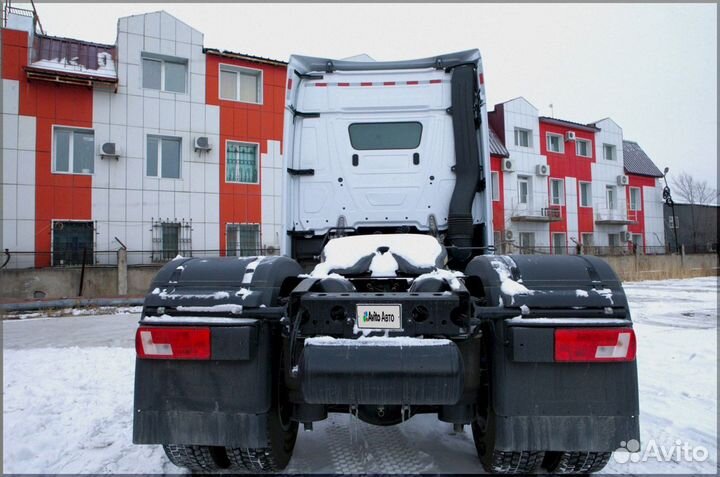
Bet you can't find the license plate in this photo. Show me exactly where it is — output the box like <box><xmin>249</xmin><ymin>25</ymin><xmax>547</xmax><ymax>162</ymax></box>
<box><xmin>356</xmin><ymin>304</ymin><xmax>402</xmax><ymax>329</ymax></box>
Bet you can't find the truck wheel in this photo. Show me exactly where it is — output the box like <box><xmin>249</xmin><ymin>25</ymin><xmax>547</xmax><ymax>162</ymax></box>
<box><xmin>162</xmin><ymin>444</ymin><xmax>230</xmax><ymax>472</ymax></box>
<box><xmin>225</xmin><ymin>346</ymin><xmax>298</xmax><ymax>472</ymax></box>
<box><xmin>543</xmin><ymin>451</ymin><xmax>612</xmax><ymax>474</ymax></box>
<box><xmin>225</xmin><ymin>407</ymin><xmax>298</xmax><ymax>472</ymax></box>
<box><xmin>472</xmin><ymin>414</ymin><xmax>544</xmax><ymax>474</ymax></box>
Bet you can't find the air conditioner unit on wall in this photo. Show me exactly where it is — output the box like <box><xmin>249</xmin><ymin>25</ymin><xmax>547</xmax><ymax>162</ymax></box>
<box><xmin>503</xmin><ymin>230</ymin><xmax>514</xmax><ymax>241</ymax></box>
<box><xmin>194</xmin><ymin>136</ymin><xmax>212</xmax><ymax>152</ymax></box>
<box><xmin>620</xmin><ymin>231</ymin><xmax>632</xmax><ymax>242</ymax></box>
<box><xmin>536</xmin><ymin>164</ymin><xmax>550</xmax><ymax>176</ymax></box>
<box><xmin>501</xmin><ymin>159</ymin><xmax>514</xmax><ymax>172</ymax></box>
<box><xmin>617</xmin><ymin>175</ymin><xmax>629</xmax><ymax>186</ymax></box>
<box><xmin>100</xmin><ymin>142</ymin><xmax>119</xmax><ymax>160</ymax></box>
<box><xmin>565</xmin><ymin>131</ymin><xmax>577</xmax><ymax>141</ymax></box>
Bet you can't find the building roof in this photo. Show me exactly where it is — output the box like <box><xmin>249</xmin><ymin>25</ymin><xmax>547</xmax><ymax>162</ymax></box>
<box><xmin>623</xmin><ymin>140</ymin><xmax>664</xmax><ymax>178</ymax></box>
<box><xmin>489</xmin><ymin>126</ymin><xmax>509</xmax><ymax>157</ymax></box>
<box><xmin>203</xmin><ymin>48</ymin><xmax>287</xmax><ymax>66</ymax></box>
<box><xmin>26</xmin><ymin>34</ymin><xmax>117</xmax><ymax>81</ymax></box>
<box><xmin>539</xmin><ymin>116</ymin><xmax>600</xmax><ymax>132</ymax></box>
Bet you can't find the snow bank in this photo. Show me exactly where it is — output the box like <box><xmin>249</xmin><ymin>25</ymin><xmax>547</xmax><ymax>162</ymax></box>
<box><xmin>311</xmin><ymin>234</ymin><xmax>443</xmax><ymax>277</ymax></box>
<box><xmin>306</xmin><ymin>336</ymin><xmax>452</xmax><ymax>347</ymax></box>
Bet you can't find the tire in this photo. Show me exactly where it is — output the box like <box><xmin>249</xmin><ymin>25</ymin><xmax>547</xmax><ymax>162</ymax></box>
<box><xmin>543</xmin><ymin>451</ymin><xmax>612</xmax><ymax>474</ymax></box>
<box><xmin>471</xmin><ymin>413</ymin><xmax>544</xmax><ymax>474</ymax></box>
<box><xmin>162</xmin><ymin>444</ymin><xmax>230</xmax><ymax>472</ymax></box>
<box><xmin>225</xmin><ymin>341</ymin><xmax>298</xmax><ymax>472</ymax></box>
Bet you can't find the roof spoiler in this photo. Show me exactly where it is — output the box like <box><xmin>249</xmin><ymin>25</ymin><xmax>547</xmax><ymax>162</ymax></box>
<box><xmin>289</xmin><ymin>49</ymin><xmax>481</xmax><ymax>75</ymax></box>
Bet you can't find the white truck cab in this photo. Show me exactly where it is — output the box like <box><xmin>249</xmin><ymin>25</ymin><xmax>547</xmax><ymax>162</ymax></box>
<box><xmin>282</xmin><ymin>50</ymin><xmax>493</xmax><ymax>264</ymax></box>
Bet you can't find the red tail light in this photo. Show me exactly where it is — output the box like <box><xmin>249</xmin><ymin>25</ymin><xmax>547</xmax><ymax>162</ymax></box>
<box><xmin>555</xmin><ymin>328</ymin><xmax>636</xmax><ymax>362</ymax></box>
<box><xmin>135</xmin><ymin>326</ymin><xmax>211</xmax><ymax>360</ymax></box>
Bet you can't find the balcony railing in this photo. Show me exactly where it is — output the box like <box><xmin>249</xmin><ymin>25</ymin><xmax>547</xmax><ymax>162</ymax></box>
<box><xmin>595</xmin><ymin>201</ymin><xmax>637</xmax><ymax>225</ymax></box>
<box><xmin>510</xmin><ymin>202</ymin><xmax>563</xmax><ymax>223</ymax></box>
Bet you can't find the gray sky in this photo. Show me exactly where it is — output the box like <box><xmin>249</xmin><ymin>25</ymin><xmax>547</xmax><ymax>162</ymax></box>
<box><xmin>22</xmin><ymin>3</ymin><xmax>718</xmax><ymax>189</ymax></box>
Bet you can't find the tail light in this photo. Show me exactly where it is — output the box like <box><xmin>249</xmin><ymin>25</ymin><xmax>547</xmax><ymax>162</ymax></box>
<box><xmin>135</xmin><ymin>326</ymin><xmax>211</xmax><ymax>360</ymax></box>
<box><xmin>555</xmin><ymin>328</ymin><xmax>636</xmax><ymax>362</ymax></box>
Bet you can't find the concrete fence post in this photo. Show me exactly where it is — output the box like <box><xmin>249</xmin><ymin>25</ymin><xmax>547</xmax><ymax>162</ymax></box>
<box><xmin>117</xmin><ymin>248</ymin><xmax>128</xmax><ymax>296</ymax></box>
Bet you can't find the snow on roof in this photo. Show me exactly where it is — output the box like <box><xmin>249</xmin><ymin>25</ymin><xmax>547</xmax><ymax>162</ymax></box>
<box><xmin>28</xmin><ymin>34</ymin><xmax>117</xmax><ymax>80</ymax></box>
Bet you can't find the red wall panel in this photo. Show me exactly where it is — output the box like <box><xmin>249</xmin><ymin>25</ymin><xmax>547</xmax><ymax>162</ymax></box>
<box><xmin>206</xmin><ymin>54</ymin><xmax>286</xmax><ymax>253</ymax></box>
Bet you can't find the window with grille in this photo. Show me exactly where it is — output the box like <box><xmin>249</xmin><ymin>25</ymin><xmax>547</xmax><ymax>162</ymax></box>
<box><xmin>226</xmin><ymin>142</ymin><xmax>259</xmax><ymax>184</ymax></box>
<box><xmin>52</xmin><ymin>221</ymin><xmax>95</xmax><ymax>266</ymax></box>
<box><xmin>227</xmin><ymin>224</ymin><xmax>261</xmax><ymax>256</ymax></box>
<box><xmin>151</xmin><ymin>219</ymin><xmax>192</xmax><ymax>262</ymax></box>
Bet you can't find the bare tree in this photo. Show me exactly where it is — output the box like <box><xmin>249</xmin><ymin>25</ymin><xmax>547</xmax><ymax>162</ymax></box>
<box><xmin>671</xmin><ymin>172</ymin><xmax>719</xmax><ymax>205</ymax></box>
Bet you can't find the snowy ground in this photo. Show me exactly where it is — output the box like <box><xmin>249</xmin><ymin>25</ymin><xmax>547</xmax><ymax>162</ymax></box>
<box><xmin>3</xmin><ymin>276</ymin><xmax>717</xmax><ymax>474</ymax></box>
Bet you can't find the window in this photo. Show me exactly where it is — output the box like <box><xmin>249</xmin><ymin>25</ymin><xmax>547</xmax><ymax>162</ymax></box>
<box><xmin>348</xmin><ymin>122</ymin><xmax>422</xmax><ymax>150</ymax></box>
<box><xmin>518</xmin><ymin>176</ymin><xmax>530</xmax><ymax>204</ymax></box>
<box><xmin>630</xmin><ymin>187</ymin><xmax>642</xmax><ymax>211</ymax></box>
<box><xmin>227</xmin><ymin>224</ymin><xmax>261</xmax><ymax>256</ymax></box>
<box><xmin>553</xmin><ymin>233</ymin><xmax>566</xmax><ymax>255</ymax></box>
<box><xmin>142</xmin><ymin>54</ymin><xmax>187</xmax><ymax>93</ymax></box>
<box><xmin>668</xmin><ymin>215</ymin><xmax>679</xmax><ymax>229</ymax></box>
<box><xmin>519</xmin><ymin>232</ymin><xmax>535</xmax><ymax>254</ymax></box>
<box><xmin>581</xmin><ymin>233</ymin><xmax>594</xmax><ymax>246</ymax></box>
<box><xmin>147</xmin><ymin>136</ymin><xmax>182</xmax><ymax>179</ymax></box>
<box><xmin>151</xmin><ymin>220</ymin><xmax>192</xmax><ymax>262</ymax></box>
<box><xmin>514</xmin><ymin>128</ymin><xmax>532</xmax><ymax>147</ymax></box>
<box><xmin>219</xmin><ymin>65</ymin><xmax>262</xmax><ymax>103</ymax></box>
<box><xmin>491</xmin><ymin>172</ymin><xmax>500</xmax><ymax>201</ymax></box>
<box><xmin>52</xmin><ymin>221</ymin><xmax>94</xmax><ymax>266</ymax></box>
<box><xmin>608</xmin><ymin>233</ymin><xmax>620</xmax><ymax>248</ymax></box>
<box><xmin>579</xmin><ymin>182</ymin><xmax>592</xmax><ymax>207</ymax></box>
<box><xmin>550</xmin><ymin>179</ymin><xmax>565</xmax><ymax>205</ymax></box>
<box><xmin>53</xmin><ymin>127</ymin><xmax>94</xmax><ymax>174</ymax></box>
<box><xmin>603</xmin><ymin>143</ymin><xmax>616</xmax><ymax>161</ymax></box>
<box><xmin>606</xmin><ymin>186</ymin><xmax>616</xmax><ymax>209</ymax></box>
<box><xmin>546</xmin><ymin>133</ymin><xmax>564</xmax><ymax>153</ymax></box>
<box><xmin>576</xmin><ymin>139</ymin><xmax>591</xmax><ymax>157</ymax></box>
<box><xmin>226</xmin><ymin>142</ymin><xmax>259</xmax><ymax>184</ymax></box>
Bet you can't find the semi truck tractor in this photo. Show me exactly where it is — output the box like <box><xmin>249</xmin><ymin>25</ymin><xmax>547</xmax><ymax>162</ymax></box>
<box><xmin>133</xmin><ymin>49</ymin><xmax>640</xmax><ymax>474</ymax></box>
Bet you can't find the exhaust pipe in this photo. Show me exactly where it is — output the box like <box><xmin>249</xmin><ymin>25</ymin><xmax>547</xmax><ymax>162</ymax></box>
<box><xmin>447</xmin><ymin>64</ymin><xmax>480</xmax><ymax>263</ymax></box>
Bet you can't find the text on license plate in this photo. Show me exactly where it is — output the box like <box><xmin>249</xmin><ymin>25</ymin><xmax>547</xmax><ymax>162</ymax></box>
<box><xmin>356</xmin><ymin>304</ymin><xmax>402</xmax><ymax>329</ymax></box>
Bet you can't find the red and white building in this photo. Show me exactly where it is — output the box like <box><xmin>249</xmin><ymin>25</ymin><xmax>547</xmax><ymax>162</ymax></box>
<box><xmin>1</xmin><ymin>9</ymin><xmax>666</xmax><ymax>268</ymax></box>
<box><xmin>488</xmin><ymin>97</ymin><xmax>665</xmax><ymax>254</ymax></box>
<box><xmin>2</xmin><ymin>10</ymin><xmax>285</xmax><ymax>267</ymax></box>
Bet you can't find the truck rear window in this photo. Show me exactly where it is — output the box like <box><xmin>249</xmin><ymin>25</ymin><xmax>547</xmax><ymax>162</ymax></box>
<box><xmin>348</xmin><ymin>122</ymin><xmax>422</xmax><ymax>150</ymax></box>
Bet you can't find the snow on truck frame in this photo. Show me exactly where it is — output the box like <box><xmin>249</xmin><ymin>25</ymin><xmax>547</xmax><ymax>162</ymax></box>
<box><xmin>132</xmin><ymin>50</ymin><xmax>640</xmax><ymax>474</ymax></box>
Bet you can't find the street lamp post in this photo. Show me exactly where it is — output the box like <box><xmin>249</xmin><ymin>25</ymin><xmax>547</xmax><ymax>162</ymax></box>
<box><xmin>662</xmin><ymin>167</ymin><xmax>680</xmax><ymax>253</ymax></box>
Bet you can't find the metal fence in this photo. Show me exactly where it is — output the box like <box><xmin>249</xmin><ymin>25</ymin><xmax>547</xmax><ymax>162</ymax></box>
<box><xmin>0</xmin><ymin>248</ymin><xmax>278</xmax><ymax>270</ymax></box>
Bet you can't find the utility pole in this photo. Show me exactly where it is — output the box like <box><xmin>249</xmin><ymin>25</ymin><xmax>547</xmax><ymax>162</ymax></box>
<box><xmin>662</xmin><ymin>167</ymin><xmax>680</xmax><ymax>253</ymax></box>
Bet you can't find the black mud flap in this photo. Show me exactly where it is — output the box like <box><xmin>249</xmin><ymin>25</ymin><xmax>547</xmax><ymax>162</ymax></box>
<box><xmin>133</xmin><ymin>320</ymin><xmax>273</xmax><ymax>448</ymax></box>
<box><xmin>300</xmin><ymin>339</ymin><xmax>464</xmax><ymax>405</ymax></box>
<box><xmin>466</xmin><ymin>255</ymin><xmax>640</xmax><ymax>452</ymax></box>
